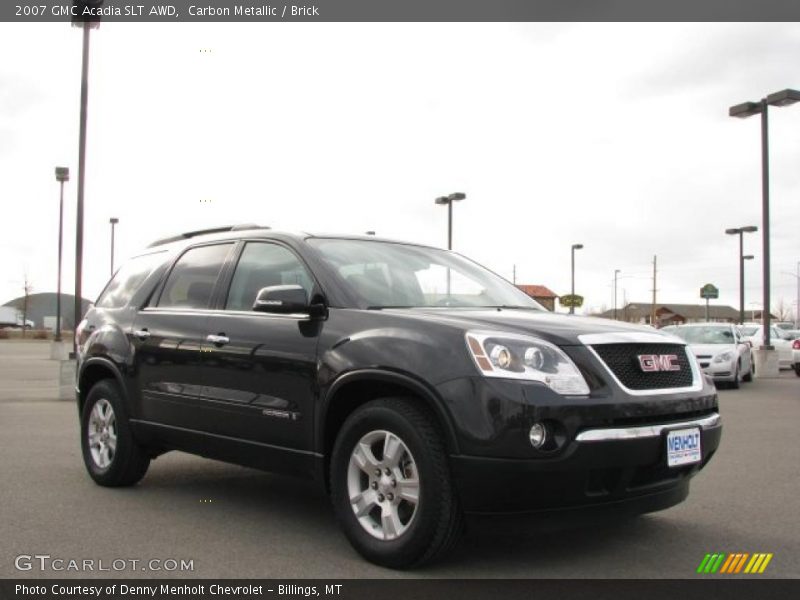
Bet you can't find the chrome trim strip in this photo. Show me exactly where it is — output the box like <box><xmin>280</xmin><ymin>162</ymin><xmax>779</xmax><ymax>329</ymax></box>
<box><xmin>140</xmin><ymin>307</ymin><xmax>309</xmax><ymax>320</ymax></box>
<box><xmin>575</xmin><ymin>412</ymin><xmax>720</xmax><ymax>442</ymax></box>
<box><xmin>579</xmin><ymin>332</ymin><xmax>703</xmax><ymax>396</ymax></box>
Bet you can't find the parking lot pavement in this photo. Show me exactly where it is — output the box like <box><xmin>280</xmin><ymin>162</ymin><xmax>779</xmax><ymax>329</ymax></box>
<box><xmin>0</xmin><ymin>347</ymin><xmax>798</xmax><ymax>578</ymax></box>
<box><xmin>0</xmin><ymin>341</ymin><xmax>66</xmax><ymax>403</ymax></box>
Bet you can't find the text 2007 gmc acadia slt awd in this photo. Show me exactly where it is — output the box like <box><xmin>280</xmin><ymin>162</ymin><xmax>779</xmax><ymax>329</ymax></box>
<box><xmin>75</xmin><ymin>225</ymin><xmax>721</xmax><ymax>568</ymax></box>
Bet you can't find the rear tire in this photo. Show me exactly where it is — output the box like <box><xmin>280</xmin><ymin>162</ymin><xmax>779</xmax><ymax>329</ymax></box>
<box><xmin>81</xmin><ymin>379</ymin><xmax>150</xmax><ymax>487</ymax></box>
<box><xmin>330</xmin><ymin>398</ymin><xmax>462</xmax><ymax>569</ymax></box>
<box><xmin>794</xmin><ymin>364</ymin><xmax>800</xmax><ymax>377</ymax></box>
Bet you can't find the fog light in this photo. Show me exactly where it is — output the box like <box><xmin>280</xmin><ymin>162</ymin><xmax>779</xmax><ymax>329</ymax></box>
<box><xmin>529</xmin><ymin>422</ymin><xmax>547</xmax><ymax>449</ymax></box>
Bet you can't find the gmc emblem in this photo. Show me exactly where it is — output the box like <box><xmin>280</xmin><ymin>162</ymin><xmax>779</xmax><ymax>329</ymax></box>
<box><xmin>637</xmin><ymin>354</ymin><xmax>680</xmax><ymax>372</ymax></box>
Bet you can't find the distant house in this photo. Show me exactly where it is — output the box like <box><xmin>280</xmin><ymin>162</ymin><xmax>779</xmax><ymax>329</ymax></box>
<box><xmin>595</xmin><ymin>302</ymin><xmax>742</xmax><ymax>327</ymax></box>
<box><xmin>516</xmin><ymin>285</ymin><xmax>558</xmax><ymax>312</ymax></box>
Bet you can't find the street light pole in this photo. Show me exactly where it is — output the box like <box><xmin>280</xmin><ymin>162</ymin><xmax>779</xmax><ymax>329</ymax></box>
<box><xmin>71</xmin><ymin>1</ymin><xmax>102</xmax><ymax>357</ymax></box>
<box><xmin>729</xmin><ymin>88</ymin><xmax>800</xmax><ymax>348</ymax></box>
<box><xmin>570</xmin><ymin>243</ymin><xmax>583</xmax><ymax>315</ymax></box>
<box><xmin>742</xmin><ymin>254</ymin><xmax>754</xmax><ymax>321</ymax></box>
<box><xmin>613</xmin><ymin>269</ymin><xmax>620</xmax><ymax>320</ymax></box>
<box><xmin>54</xmin><ymin>167</ymin><xmax>69</xmax><ymax>343</ymax></box>
<box><xmin>434</xmin><ymin>192</ymin><xmax>466</xmax><ymax>250</ymax></box>
<box><xmin>109</xmin><ymin>218</ymin><xmax>118</xmax><ymax>276</ymax></box>
<box><xmin>73</xmin><ymin>21</ymin><xmax>91</xmax><ymax>356</ymax></box>
<box><xmin>725</xmin><ymin>226</ymin><xmax>758</xmax><ymax>324</ymax></box>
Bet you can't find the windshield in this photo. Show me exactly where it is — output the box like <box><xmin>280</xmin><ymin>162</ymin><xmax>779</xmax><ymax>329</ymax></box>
<box><xmin>669</xmin><ymin>326</ymin><xmax>735</xmax><ymax>344</ymax></box>
<box><xmin>308</xmin><ymin>239</ymin><xmax>544</xmax><ymax>310</ymax></box>
<box><xmin>740</xmin><ymin>326</ymin><xmax>758</xmax><ymax>337</ymax></box>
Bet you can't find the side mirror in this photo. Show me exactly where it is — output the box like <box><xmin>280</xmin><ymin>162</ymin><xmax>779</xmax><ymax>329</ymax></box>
<box><xmin>253</xmin><ymin>285</ymin><xmax>309</xmax><ymax>314</ymax></box>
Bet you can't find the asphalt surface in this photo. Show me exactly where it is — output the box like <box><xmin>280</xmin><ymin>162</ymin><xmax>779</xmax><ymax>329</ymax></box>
<box><xmin>1</xmin><ymin>341</ymin><xmax>799</xmax><ymax>578</ymax></box>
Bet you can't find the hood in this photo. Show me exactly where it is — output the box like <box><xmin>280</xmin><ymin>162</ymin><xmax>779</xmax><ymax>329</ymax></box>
<box><xmin>686</xmin><ymin>343</ymin><xmax>736</xmax><ymax>358</ymax></box>
<box><xmin>377</xmin><ymin>308</ymin><xmax>678</xmax><ymax>346</ymax></box>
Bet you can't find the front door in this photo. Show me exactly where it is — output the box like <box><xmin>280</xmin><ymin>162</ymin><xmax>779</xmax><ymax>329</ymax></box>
<box><xmin>202</xmin><ymin>241</ymin><xmax>321</xmax><ymax>452</ymax></box>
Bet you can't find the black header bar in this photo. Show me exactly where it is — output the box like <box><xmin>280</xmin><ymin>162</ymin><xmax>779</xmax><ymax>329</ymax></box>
<box><xmin>4</xmin><ymin>0</ymin><xmax>800</xmax><ymax>23</ymax></box>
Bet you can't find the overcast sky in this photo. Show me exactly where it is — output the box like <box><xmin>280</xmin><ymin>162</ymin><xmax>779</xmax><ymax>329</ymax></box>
<box><xmin>1</xmin><ymin>22</ymin><xmax>798</xmax><ymax>317</ymax></box>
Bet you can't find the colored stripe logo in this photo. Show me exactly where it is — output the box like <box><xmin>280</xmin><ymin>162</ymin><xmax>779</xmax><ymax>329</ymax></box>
<box><xmin>697</xmin><ymin>553</ymin><xmax>773</xmax><ymax>574</ymax></box>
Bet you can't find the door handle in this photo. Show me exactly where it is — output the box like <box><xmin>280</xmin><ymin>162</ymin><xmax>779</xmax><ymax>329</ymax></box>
<box><xmin>206</xmin><ymin>334</ymin><xmax>230</xmax><ymax>346</ymax></box>
<box><xmin>133</xmin><ymin>329</ymin><xmax>150</xmax><ymax>340</ymax></box>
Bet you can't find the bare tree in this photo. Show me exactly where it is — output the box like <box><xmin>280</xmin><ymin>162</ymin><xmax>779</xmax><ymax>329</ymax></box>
<box><xmin>773</xmin><ymin>298</ymin><xmax>793</xmax><ymax>322</ymax></box>
<box><xmin>21</xmin><ymin>271</ymin><xmax>33</xmax><ymax>338</ymax></box>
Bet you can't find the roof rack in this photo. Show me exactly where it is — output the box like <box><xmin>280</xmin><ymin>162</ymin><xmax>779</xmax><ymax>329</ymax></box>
<box><xmin>147</xmin><ymin>224</ymin><xmax>270</xmax><ymax>248</ymax></box>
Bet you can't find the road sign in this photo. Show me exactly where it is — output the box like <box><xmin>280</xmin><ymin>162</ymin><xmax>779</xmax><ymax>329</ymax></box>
<box><xmin>700</xmin><ymin>284</ymin><xmax>719</xmax><ymax>300</ymax></box>
<box><xmin>560</xmin><ymin>294</ymin><xmax>584</xmax><ymax>308</ymax></box>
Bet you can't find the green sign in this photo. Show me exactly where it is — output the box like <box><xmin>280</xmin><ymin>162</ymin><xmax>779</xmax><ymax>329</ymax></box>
<box><xmin>700</xmin><ymin>283</ymin><xmax>719</xmax><ymax>299</ymax></box>
<box><xmin>560</xmin><ymin>294</ymin><xmax>584</xmax><ymax>308</ymax></box>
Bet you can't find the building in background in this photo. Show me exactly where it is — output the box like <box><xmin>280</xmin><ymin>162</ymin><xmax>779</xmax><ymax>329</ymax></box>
<box><xmin>594</xmin><ymin>302</ymin><xmax>742</xmax><ymax>327</ymax></box>
<box><xmin>2</xmin><ymin>293</ymin><xmax>92</xmax><ymax>331</ymax></box>
<box><xmin>516</xmin><ymin>285</ymin><xmax>558</xmax><ymax>311</ymax></box>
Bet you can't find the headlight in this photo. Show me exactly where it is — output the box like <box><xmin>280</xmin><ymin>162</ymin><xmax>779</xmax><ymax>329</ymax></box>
<box><xmin>713</xmin><ymin>351</ymin><xmax>735</xmax><ymax>364</ymax></box>
<box><xmin>465</xmin><ymin>331</ymin><xmax>590</xmax><ymax>396</ymax></box>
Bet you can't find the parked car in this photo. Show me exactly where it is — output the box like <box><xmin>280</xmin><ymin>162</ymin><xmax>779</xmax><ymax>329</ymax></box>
<box><xmin>75</xmin><ymin>226</ymin><xmax>722</xmax><ymax>568</ymax></box>
<box><xmin>792</xmin><ymin>338</ymin><xmax>800</xmax><ymax>377</ymax></box>
<box><xmin>661</xmin><ymin>323</ymin><xmax>753</xmax><ymax>388</ymax></box>
<box><xmin>739</xmin><ymin>323</ymin><xmax>795</xmax><ymax>370</ymax></box>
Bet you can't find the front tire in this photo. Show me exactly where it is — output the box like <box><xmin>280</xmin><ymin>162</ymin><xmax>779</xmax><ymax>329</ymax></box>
<box><xmin>743</xmin><ymin>360</ymin><xmax>753</xmax><ymax>383</ymax></box>
<box><xmin>730</xmin><ymin>363</ymin><xmax>741</xmax><ymax>389</ymax></box>
<box><xmin>330</xmin><ymin>398</ymin><xmax>462</xmax><ymax>569</ymax></box>
<box><xmin>81</xmin><ymin>379</ymin><xmax>150</xmax><ymax>487</ymax></box>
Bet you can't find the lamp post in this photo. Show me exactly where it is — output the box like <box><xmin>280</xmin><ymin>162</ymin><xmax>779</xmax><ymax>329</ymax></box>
<box><xmin>742</xmin><ymin>254</ymin><xmax>754</xmax><ymax>321</ymax></box>
<box><xmin>725</xmin><ymin>226</ymin><xmax>758</xmax><ymax>324</ymax></box>
<box><xmin>71</xmin><ymin>1</ymin><xmax>102</xmax><ymax>357</ymax></box>
<box><xmin>109</xmin><ymin>218</ymin><xmax>118</xmax><ymax>276</ymax></box>
<box><xmin>613</xmin><ymin>269</ymin><xmax>621</xmax><ymax>320</ymax></box>
<box><xmin>729</xmin><ymin>88</ymin><xmax>800</xmax><ymax>348</ymax></box>
<box><xmin>434</xmin><ymin>192</ymin><xmax>466</xmax><ymax>250</ymax></box>
<box><xmin>569</xmin><ymin>243</ymin><xmax>583</xmax><ymax>315</ymax></box>
<box><xmin>54</xmin><ymin>167</ymin><xmax>69</xmax><ymax>342</ymax></box>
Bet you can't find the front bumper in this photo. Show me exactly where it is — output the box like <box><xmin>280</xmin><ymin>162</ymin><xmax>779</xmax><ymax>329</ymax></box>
<box><xmin>450</xmin><ymin>412</ymin><xmax>722</xmax><ymax>514</ymax></box>
<box><xmin>697</xmin><ymin>360</ymin><xmax>737</xmax><ymax>381</ymax></box>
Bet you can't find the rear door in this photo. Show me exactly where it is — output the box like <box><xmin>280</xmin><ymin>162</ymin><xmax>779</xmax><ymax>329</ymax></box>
<box><xmin>131</xmin><ymin>242</ymin><xmax>235</xmax><ymax>430</ymax></box>
<box><xmin>201</xmin><ymin>240</ymin><xmax>321</xmax><ymax>452</ymax></box>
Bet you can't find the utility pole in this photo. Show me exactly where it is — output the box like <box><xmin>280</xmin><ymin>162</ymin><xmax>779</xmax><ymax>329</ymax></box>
<box><xmin>651</xmin><ymin>255</ymin><xmax>657</xmax><ymax>326</ymax></box>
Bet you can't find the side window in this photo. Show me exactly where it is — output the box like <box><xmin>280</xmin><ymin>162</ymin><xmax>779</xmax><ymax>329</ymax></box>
<box><xmin>156</xmin><ymin>244</ymin><xmax>233</xmax><ymax>309</ymax></box>
<box><xmin>225</xmin><ymin>242</ymin><xmax>314</xmax><ymax>312</ymax></box>
<box><xmin>96</xmin><ymin>252</ymin><xmax>165</xmax><ymax>309</ymax></box>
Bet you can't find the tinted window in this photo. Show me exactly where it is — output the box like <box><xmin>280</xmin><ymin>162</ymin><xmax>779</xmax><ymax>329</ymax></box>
<box><xmin>308</xmin><ymin>239</ymin><xmax>542</xmax><ymax>309</ymax></box>
<box><xmin>225</xmin><ymin>242</ymin><xmax>313</xmax><ymax>311</ymax></box>
<box><xmin>96</xmin><ymin>252</ymin><xmax>165</xmax><ymax>309</ymax></box>
<box><xmin>157</xmin><ymin>244</ymin><xmax>233</xmax><ymax>309</ymax></box>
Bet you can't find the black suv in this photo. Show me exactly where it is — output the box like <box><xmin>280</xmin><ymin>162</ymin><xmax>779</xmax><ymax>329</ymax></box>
<box><xmin>76</xmin><ymin>225</ymin><xmax>721</xmax><ymax>568</ymax></box>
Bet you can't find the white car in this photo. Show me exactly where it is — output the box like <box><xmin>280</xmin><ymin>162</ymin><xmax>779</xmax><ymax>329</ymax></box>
<box><xmin>791</xmin><ymin>337</ymin><xmax>800</xmax><ymax>377</ymax></box>
<box><xmin>739</xmin><ymin>323</ymin><xmax>794</xmax><ymax>370</ymax></box>
<box><xmin>662</xmin><ymin>323</ymin><xmax>753</xmax><ymax>388</ymax></box>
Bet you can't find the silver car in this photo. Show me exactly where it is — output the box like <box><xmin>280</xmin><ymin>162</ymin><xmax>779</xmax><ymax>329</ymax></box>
<box><xmin>662</xmin><ymin>323</ymin><xmax>753</xmax><ymax>388</ymax></box>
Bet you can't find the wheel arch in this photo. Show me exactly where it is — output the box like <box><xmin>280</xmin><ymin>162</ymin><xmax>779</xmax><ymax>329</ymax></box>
<box><xmin>78</xmin><ymin>357</ymin><xmax>127</xmax><ymax>416</ymax></box>
<box><xmin>318</xmin><ymin>370</ymin><xmax>459</xmax><ymax>481</ymax></box>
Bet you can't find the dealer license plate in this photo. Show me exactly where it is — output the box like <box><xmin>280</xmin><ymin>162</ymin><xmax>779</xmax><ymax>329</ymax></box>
<box><xmin>666</xmin><ymin>427</ymin><xmax>702</xmax><ymax>467</ymax></box>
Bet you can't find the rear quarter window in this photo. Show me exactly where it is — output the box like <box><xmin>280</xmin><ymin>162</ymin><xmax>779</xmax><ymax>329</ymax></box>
<box><xmin>96</xmin><ymin>252</ymin><xmax>166</xmax><ymax>309</ymax></box>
